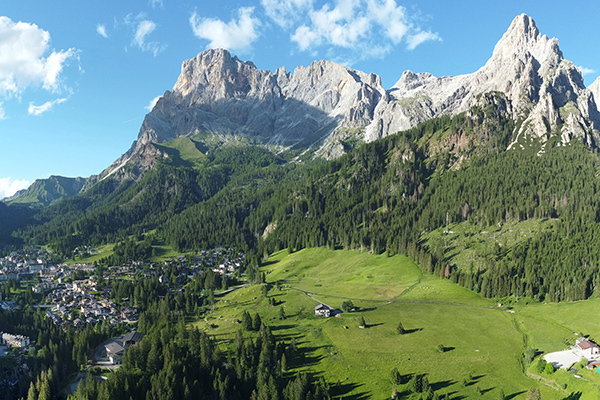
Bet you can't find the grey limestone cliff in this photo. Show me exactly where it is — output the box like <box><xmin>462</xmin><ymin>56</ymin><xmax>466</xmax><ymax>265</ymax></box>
<box><xmin>102</xmin><ymin>14</ymin><xmax>600</xmax><ymax>181</ymax></box>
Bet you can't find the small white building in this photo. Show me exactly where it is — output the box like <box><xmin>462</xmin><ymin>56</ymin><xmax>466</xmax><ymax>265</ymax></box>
<box><xmin>315</xmin><ymin>304</ymin><xmax>331</xmax><ymax>317</ymax></box>
<box><xmin>574</xmin><ymin>337</ymin><xmax>600</xmax><ymax>358</ymax></box>
<box><xmin>105</xmin><ymin>342</ymin><xmax>124</xmax><ymax>365</ymax></box>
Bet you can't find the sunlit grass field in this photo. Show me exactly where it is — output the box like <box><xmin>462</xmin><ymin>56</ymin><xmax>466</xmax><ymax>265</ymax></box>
<box><xmin>192</xmin><ymin>247</ymin><xmax>600</xmax><ymax>399</ymax></box>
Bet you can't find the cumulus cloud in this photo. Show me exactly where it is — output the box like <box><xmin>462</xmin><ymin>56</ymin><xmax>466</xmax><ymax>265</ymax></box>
<box><xmin>261</xmin><ymin>0</ymin><xmax>314</xmax><ymax>29</ymax></box>
<box><xmin>134</xmin><ymin>20</ymin><xmax>156</xmax><ymax>48</ymax></box>
<box><xmin>0</xmin><ymin>102</ymin><xmax>4</xmax><ymax>120</ymax></box>
<box><xmin>145</xmin><ymin>95</ymin><xmax>160</xmax><ymax>112</ymax></box>
<box><xmin>0</xmin><ymin>16</ymin><xmax>76</xmax><ymax>98</ymax></box>
<box><xmin>0</xmin><ymin>177</ymin><xmax>30</xmax><ymax>200</ymax></box>
<box><xmin>28</xmin><ymin>98</ymin><xmax>67</xmax><ymax>116</ymax></box>
<box><xmin>406</xmin><ymin>30</ymin><xmax>441</xmax><ymax>50</ymax></box>
<box><xmin>578</xmin><ymin>66</ymin><xmax>595</xmax><ymax>76</ymax></box>
<box><xmin>125</xmin><ymin>13</ymin><xmax>167</xmax><ymax>56</ymax></box>
<box><xmin>262</xmin><ymin>0</ymin><xmax>439</xmax><ymax>61</ymax></box>
<box><xmin>96</xmin><ymin>24</ymin><xmax>108</xmax><ymax>38</ymax></box>
<box><xmin>190</xmin><ymin>7</ymin><xmax>260</xmax><ymax>53</ymax></box>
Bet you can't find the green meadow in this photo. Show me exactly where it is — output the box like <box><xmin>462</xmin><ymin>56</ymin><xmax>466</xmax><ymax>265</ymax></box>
<box><xmin>194</xmin><ymin>247</ymin><xmax>600</xmax><ymax>399</ymax></box>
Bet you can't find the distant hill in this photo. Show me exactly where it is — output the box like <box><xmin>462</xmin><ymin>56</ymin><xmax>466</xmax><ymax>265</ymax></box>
<box><xmin>6</xmin><ymin>175</ymin><xmax>87</xmax><ymax>207</ymax></box>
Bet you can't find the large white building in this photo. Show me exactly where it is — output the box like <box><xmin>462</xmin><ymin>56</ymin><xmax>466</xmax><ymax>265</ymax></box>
<box><xmin>1</xmin><ymin>333</ymin><xmax>30</xmax><ymax>348</ymax></box>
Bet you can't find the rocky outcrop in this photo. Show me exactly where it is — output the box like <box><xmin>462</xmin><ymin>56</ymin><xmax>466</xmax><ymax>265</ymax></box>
<box><xmin>102</xmin><ymin>50</ymin><xmax>386</xmax><ymax>179</ymax></box>
<box><xmin>102</xmin><ymin>14</ymin><xmax>600</xmax><ymax>181</ymax></box>
<box><xmin>365</xmin><ymin>14</ymin><xmax>600</xmax><ymax>148</ymax></box>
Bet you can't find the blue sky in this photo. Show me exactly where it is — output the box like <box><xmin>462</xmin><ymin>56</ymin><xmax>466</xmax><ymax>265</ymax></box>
<box><xmin>1</xmin><ymin>0</ymin><xmax>600</xmax><ymax>199</ymax></box>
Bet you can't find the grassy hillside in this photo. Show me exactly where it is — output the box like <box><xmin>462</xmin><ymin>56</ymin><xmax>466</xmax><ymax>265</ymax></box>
<box><xmin>8</xmin><ymin>176</ymin><xmax>86</xmax><ymax>207</ymax></box>
<box><xmin>196</xmin><ymin>247</ymin><xmax>599</xmax><ymax>399</ymax></box>
<box><xmin>153</xmin><ymin>137</ymin><xmax>208</xmax><ymax>168</ymax></box>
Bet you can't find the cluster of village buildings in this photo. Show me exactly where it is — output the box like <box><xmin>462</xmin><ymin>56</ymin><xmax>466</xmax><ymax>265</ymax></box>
<box><xmin>1</xmin><ymin>246</ymin><xmax>245</xmax><ymax>329</ymax></box>
<box><xmin>45</xmin><ymin>279</ymin><xmax>134</xmax><ymax>328</ymax></box>
<box><xmin>0</xmin><ymin>245</ymin><xmax>245</xmax><ymax>368</ymax></box>
<box><xmin>0</xmin><ymin>246</ymin><xmax>51</xmax><ymax>282</ymax></box>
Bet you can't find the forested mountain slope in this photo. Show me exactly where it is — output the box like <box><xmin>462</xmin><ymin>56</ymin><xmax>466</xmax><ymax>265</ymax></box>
<box><xmin>4</xmin><ymin>15</ymin><xmax>600</xmax><ymax>304</ymax></box>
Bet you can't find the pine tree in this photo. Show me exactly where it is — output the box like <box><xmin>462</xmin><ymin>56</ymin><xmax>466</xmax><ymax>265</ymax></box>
<box><xmin>390</xmin><ymin>367</ymin><xmax>402</xmax><ymax>385</ymax></box>
<box><xmin>358</xmin><ymin>316</ymin><xmax>366</xmax><ymax>328</ymax></box>
<box><xmin>396</xmin><ymin>321</ymin><xmax>405</xmax><ymax>334</ymax></box>
<box><xmin>280</xmin><ymin>353</ymin><xmax>287</xmax><ymax>373</ymax></box>
<box><xmin>253</xmin><ymin>313</ymin><xmax>262</xmax><ymax>331</ymax></box>
<box><xmin>498</xmin><ymin>388</ymin><xmax>506</xmax><ymax>400</ymax></box>
<box><xmin>242</xmin><ymin>311</ymin><xmax>253</xmax><ymax>331</ymax></box>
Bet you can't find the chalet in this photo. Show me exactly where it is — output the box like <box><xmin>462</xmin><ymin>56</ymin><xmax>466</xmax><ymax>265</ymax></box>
<box><xmin>574</xmin><ymin>337</ymin><xmax>600</xmax><ymax>358</ymax></box>
<box><xmin>121</xmin><ymin>331</ymin><xmax>144</xmax><ymax>348</ymax></box>
<box><xmin>105</xmin><ymin>342</ymin><xmax>124</xmax><ymax>365</ymax></box>
<box><xmin>104</xmin><ymin>331</ymin><xmax>144</xmax><ymax>365</ymax></box>
<box><xmin>315</xmin><ymin>304</ymin><xmax>331</xmax><ymax>317</ymax></box>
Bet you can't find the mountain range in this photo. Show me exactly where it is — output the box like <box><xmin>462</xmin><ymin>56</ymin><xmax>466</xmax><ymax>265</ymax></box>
<box><xmin>101</xmin><ymin>14</ymin><xmax>599</xmax><ymax>180</ymax></box>
<box><xmin>6</xmin><ymin>13</ymin><xmax>600</xmax><ymax>204</ymax></box>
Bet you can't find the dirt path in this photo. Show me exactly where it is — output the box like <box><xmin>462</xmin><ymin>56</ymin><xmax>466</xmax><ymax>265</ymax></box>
<box><xmin>287</xmin><ymin>285</ymin><xmax>501</xmax><ymax>311</ymax></box>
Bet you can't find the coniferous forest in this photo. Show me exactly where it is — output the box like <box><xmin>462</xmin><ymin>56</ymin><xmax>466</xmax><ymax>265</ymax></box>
<box><xmin>6</xmin><ymin>92</ymin><xmax>600</xmax><ymax>305</ymax></box>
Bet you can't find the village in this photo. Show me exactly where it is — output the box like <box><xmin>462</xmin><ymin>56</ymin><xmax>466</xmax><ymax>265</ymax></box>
<box><xmin>0</xmin><ymin>246</ymin><xmax>245</xmax><ymax>332</ymax></box>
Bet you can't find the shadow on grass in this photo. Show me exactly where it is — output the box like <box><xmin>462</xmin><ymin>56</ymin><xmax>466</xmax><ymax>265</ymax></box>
<box><xmin>289</xmin><ymin>345</ymin><xmax>326</xmax><ymax>368</ymax></box>
<box><xmin>480</xmin><ymin>387</ymin><xmax>494</xmax><ymax>394</ymax></box>
<box><xmin>431</xmin><ymin>380</ymin><xmax>454</xmax><ymax>391</ymax></box>
<box><xmin>270</xmin><ymin>324</ymin><xmax>296</xmax><ymax>331</ymax></box>
<box><xmin>562</xmin><ymin>392</ymin><xmax>582</xmax><ymax>400</ymax></box>
<box><xmin>403</xmin><ymin>328</ymin><xmax>423</xmax><ymax>334</ymax></box>
<box><xmin>505</xmin><ymin>391</ymin><xmax>526</xmax><ymax>400</ymax></box>
<box><xmin>365</xmin><ymin>323</ymin><xmax>384</xmax><ymax>328</ymax></box>
<box><xmin>330</xmin><ymin>382</ymin><xmax>369</xmax><ymax>400</ymax></box>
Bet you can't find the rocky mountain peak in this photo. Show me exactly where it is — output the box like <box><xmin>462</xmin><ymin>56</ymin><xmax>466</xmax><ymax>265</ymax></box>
<box><xmin>486</xmin><ymin>14</ymin><xmax>562</xmax><ymax>71</ymax></box>
<box><xmin>102</xmin><ymin>14</ymin><xmax>600</xmax><ymax>181</ymax></box>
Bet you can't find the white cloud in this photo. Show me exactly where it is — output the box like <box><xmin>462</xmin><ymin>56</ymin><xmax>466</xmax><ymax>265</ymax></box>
<box><xmin>96</xmin><ymin>24</ymin><xmax>108</xmax><ymax>38</ymax></box>
<box><xmin>0</xmin><ymin>16</ymin><xmax>77</xmax><ymax>98</ymax></box>
<box><xmin>145</xmin><ymin>95</ymin><xmax>160</xmax><ymax>112</ymax></box>
<box><xmin>406</xmin><ymin>30</ymin><xmax>441</xmax><ymax>50</ymax></box>
<box><xmin>0</xmin><ymin>177</ymin><xmax>30</xmax><ymax>200</ymax></box>
<box><xmin>271</xmin><ymin>0</ymin><xmax>440</xmax><ymax>62</ymax></box>
<box><xmin>150</xmin><ymin>0</ymin><xmax>163</xmax><ymax>9</ymax></box>
<box><xmin>261</xmin><ymin>0</ymin><xmax>314</xmax><ymax>28</ymax></box>
<box><xmin>366</xmin><ymin>0</ymin><xmax>408</xmax><ymax>44</ymax></box>
<box><xmin>578</xmin><ymin>66</ymin><xmax>595</xmax><ymax>76</ymax></box>
<box><xmin>125</xmin><ymin>13</ymin><xmax>167</xmax><ymax>56</ymax></box>
<box><xmin>28</xmin><ymin>97</ymin><xmax>67</xmax><ymax>116</ymax></box>
<box><xmin>134</xmin><ymin>20</ymin><xmax>156</xmax><ymax>48</ymax></box>
<box><xmin>190</xmin><ymin>7</ymin><xmax>260</xmax><ymax>53</ymax></box>
<box><xmin>0</xmin><ymin>102</ymin><xmax>4</xmax><ymax>120</ymax></box>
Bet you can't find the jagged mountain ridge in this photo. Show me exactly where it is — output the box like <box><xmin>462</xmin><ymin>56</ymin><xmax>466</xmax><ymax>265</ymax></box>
<box><xmin>102</xmin><ymin>14</ymin><xmax>600</xmax><ymax>182</ymax></box>
<box><xmin>369</xmin><ymin>14</ymin><xmax>600</xmax><ymax>149</ymax></box>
